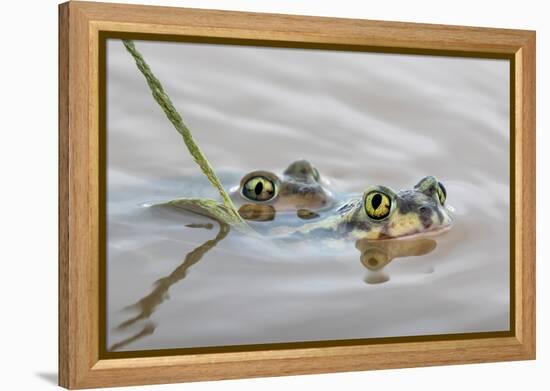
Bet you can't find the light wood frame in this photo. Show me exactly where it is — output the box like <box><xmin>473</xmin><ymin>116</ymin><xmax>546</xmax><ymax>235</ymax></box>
<box><xmin>59</xmin><ymin>1</ymin><xmax>536</xmax><ymax>389</ymax></box>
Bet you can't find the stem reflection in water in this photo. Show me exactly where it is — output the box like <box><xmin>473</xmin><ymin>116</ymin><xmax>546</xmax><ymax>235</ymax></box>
<box><xmin>109</xmin><ymin>220</ymin><xmax>230</xmax><ymax>351</ymax></box>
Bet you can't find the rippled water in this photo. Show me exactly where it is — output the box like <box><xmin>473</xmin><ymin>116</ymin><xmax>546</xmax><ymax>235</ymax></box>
<box><xmin>106</xmin><ymin>39</ymin><xmax>510</xmax><ymax>352</ymax></box>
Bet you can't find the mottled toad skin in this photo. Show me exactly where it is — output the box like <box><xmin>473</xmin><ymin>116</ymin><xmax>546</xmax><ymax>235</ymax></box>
<box><xmin>272</xmin><ymin>176</ymin><xmax>453</xmax><ymax>240</ymax></box>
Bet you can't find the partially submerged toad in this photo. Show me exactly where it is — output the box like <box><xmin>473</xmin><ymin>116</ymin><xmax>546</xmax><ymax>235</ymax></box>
<box><xmin>229</xmin><ymin>159</ymin><xmax>335</xmax><ymax>221</ymax></box>
<box><xmin>270</xmin><ymin>176</ymin><xmax>453</xmax><ymax>240</ymax></box>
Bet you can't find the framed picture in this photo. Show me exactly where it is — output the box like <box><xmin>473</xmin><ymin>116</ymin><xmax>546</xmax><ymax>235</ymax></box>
<box><xmin>59</xmin><ymin>1</ymin><xmax>536</xmax><ymax>389</ymax></box>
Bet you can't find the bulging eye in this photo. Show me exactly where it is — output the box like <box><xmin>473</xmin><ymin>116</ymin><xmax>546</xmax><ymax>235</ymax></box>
<box><xmin>436</xmin><ymin>182</ymin><xmax>447</xmax><ymax>205</ymax></box>
<box><xmin>364</xmin><ymin>191</ymin><xmax>392</xmax><ymax>220</ymax></box>
<box><xmin>242</xmin><ymin>176</ymin><xmax>276</xmax><ymax>202</ymax></box>
<box><xmin>312</xmin><ymin>167</ymin><xmax>320</xmax><ymax>181</ymax></box>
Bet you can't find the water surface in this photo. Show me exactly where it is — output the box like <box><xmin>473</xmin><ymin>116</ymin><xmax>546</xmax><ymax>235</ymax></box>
<box><xmin>106</xmin><ymin>40</ymin><xmax>510</xmax><ymax>351</ymax></box>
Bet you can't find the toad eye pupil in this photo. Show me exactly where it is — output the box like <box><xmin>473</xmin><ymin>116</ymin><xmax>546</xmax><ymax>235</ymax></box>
<box><xmin>364</xmin><ymin>191</ymin><xmax>392</xmax><ymax>220</ymax></box>
<box><xmin>242</xmin><ymin>176</ymin><xmax>277</xmax><ymax>202</ymax></box>
<box><xmin>371</xmin><ymin>193</ymin><xmax>382</xmax><ymax>209</ymax></box>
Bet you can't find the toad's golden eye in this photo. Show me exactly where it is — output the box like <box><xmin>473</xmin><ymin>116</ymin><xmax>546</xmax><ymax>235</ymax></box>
<box><xmin>436</xmin><ymin>182</ymin><xmax>447</xmax><ymax>205</ymax></box>
<box><xmin>242</xmin><ymin>176</ymin><xmax>276</xmax><ymax>202</ymax></box>
<box><xmin>364</xmin><ymin>191</ymin><xmax>392</xmax><ymax>220</ymax></box>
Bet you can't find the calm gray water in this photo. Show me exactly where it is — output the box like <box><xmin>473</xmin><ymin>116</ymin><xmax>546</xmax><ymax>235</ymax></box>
<box><xmin>106</xmin><ymin>39</ymin><xmax>510</xmax><ymax>352</ymax></box>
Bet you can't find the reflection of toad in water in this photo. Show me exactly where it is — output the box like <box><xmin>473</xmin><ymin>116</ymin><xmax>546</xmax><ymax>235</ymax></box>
<box><xmin>356</xmin><ymin>238</ymin><xmax>437</xmax><ymax>284</ymax></box>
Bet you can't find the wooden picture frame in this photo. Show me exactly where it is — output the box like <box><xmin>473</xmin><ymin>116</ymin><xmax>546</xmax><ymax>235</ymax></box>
<box><xmin>59</xmin><ymin>1</ymin><xmax>536</xmax><ymax>389</ymax></box>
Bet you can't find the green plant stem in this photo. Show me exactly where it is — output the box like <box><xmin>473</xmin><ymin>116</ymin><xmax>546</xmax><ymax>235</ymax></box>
<box><xmin>122</xmin><ymin>39</ymin><xmax>248</xmax><ymax>229</ymax></box>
